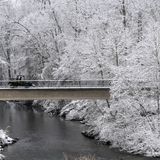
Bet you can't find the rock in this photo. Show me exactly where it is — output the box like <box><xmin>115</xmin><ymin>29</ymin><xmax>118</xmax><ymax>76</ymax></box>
<box><xmin>1</xmin><ymin>144</ymin><xmax>8</xmax><ymax>148</ymax></box>
<box><xmin>60</xmin><ymin>101</ymin><xmax>90</xmax><ymax>121</ymax></box>
<box><xmin>99</xmin><ymin>140</ymin><xmax>112</xmax><ymax>145</ymax></box>
<box><xmin>0</xmin><ymin>154</ymin><xmax>5</xmax><ymax>160</ymax></box>
<box><xmin>12</xmin><ymin>138</ymin><xmax>19</xmax><ymax>144</ymax></box>
<box><xmin>106</xmin><ymin>141</ymin><xmax>112</xmax><ymax>145</ymax></box>
<box><xmin>81</xmin><ymin>129</ymin><xmax>98</xmax><ymax>139</ymax></box>
<box><xmin>0</xmin><ymin>133</ymin><xmax>19</xmax><ymax>149</ymax></box>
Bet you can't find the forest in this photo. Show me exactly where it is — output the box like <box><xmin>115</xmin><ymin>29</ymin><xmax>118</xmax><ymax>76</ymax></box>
<box><xmin>0</xmin><ymin>0</ymin><xmax>160</xmax><ymax>159</ymax></box>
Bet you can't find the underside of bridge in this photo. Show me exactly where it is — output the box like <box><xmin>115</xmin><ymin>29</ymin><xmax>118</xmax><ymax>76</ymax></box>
<box><xmin>0</xmin><ymin>88</ymin><xmax>110</xmax><ymax>100</ymax></box>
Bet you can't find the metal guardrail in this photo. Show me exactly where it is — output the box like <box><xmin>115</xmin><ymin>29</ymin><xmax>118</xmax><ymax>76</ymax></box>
<box><xmin>0</xmin><ymin>80</ymin><xmax>112</xmax><ymax>88</ymax></box>
<box><xmin>1</xmin><ymin>79</ymin><xmax>158</xmax><ymax>89</ymax></box>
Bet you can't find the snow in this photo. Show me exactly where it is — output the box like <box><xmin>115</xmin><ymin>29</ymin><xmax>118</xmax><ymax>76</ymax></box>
<box><xmin>42</xmin><ymin>98</ymin><xmax>160</xmax><ymax>157</ymax></box>
<box><xmin>0</xmin><ymin>154</ymin><xmax>4</xmax><ymax>160</ymax></box>
<box><xmin>60</xmin><ymin>101</ymin><xmax>91</xmax><ymax>121</ymax></box>
<box><xmin>0</xmin><ymin>129</ymin><xmax>15</xmax><ymax>160</ymax></box>
<box><xmin>0</xmin><ymin>130</ymin><xmax>14</xmax><ymax>145</ymax></box>
<box><xmin>2</xmin><ymin>0</ymin><xmax>160</xmax><ymax>158</ymax></box>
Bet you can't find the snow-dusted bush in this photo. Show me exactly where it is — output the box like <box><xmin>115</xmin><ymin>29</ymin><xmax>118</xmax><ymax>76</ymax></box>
<box><xmin>96</xmin><ymin>106</ymin><xmax>160</xmax><ymax>156</ymax></box>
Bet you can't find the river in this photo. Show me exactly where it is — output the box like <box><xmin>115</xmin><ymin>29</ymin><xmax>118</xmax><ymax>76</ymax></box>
<box><xmin>0</xmin><ymin>102</ymin><xmax>158</xmax><ymax>160</ymax></box>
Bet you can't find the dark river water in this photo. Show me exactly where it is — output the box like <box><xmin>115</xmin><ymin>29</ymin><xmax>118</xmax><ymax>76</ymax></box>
<box><xmin>0</xmin><ymin>102</ymin><xmax>158</xmax><ymax>160</ymax></box>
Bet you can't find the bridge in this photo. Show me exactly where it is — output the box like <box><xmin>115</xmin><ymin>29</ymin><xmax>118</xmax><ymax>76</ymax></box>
<box><xmin>0</xmin><ymin>80</ymin><xmax>111</xmax><ymax>100</ymax></box>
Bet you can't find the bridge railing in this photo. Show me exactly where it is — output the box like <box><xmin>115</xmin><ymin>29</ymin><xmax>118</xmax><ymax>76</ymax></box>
<box><xmin>0</xmin><ymin>80</ymin><xmax>160</xmax><ymax>89</ymax></box>
<box><xmin>0</xmin><ymin>80</ymin><xmax>112</xmax><ymax>88</ymax></box>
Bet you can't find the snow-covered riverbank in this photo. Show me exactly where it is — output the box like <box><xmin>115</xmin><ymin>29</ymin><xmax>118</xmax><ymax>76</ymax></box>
<box><xmin>40</xmin><ymin>99</ymin><xmax>160</xmax><ymax>157</ymax></box>
<box><xmin>0</xmin><ymin>153</ymin><xmax>4</xmax><ymax>160</ymax></box>
<box><xmin>0</xmin><ymin>129</ymin><xmax>18</xmax><ymax>160</ymax></box>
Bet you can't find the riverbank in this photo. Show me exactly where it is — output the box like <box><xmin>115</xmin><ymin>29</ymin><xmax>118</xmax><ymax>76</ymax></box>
<box><xmin>40</xmin><ymin>99</ymin><xmax>160</xmax><ymax>157</ymax></box>
<box><xmin>2</xmin><ymin>103</ymin><xmax>147</xmax><ymax>160</ymax></box>
<box><xmin>0</xmin><ymin>154</ymin><xmax>4</xmax><ymax>160</ymax></box>
<box><xmin>0</xmin><ymin>129</ymin><xmax>17</xmax><ymax>160</ymax></box>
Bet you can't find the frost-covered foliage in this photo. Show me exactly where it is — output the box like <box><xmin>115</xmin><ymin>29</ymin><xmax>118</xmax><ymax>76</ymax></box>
<box><xmin>0</xmin><ymin>0</ymin><xmax>158</xmax><ymax>81</ymax></box>
<box><xmin>0</xmin><ymin>0</ymin><xmax>160</xmax><ymax>80</ymax></box>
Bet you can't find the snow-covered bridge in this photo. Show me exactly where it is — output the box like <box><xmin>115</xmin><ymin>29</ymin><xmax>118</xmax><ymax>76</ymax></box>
<box><xmin>0</xmin><ymin>80</ymin><xmax>111</xmax><ymax>100</ymax></box>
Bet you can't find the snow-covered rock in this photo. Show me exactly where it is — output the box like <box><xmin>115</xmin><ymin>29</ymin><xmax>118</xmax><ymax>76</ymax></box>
<box><xmin>0</xmin><ymin>154</ymin><xmax>5</xmax><ymax>160</ymax></box>
<box><xmin>36</xmin><ymin>100</ymin><xmax>69</xmax><ymax>115</ymax></box>
<box><xmin>0</xmin><ymin>129</ymin><xmax>18</xmax><ymax>160</ymax></box>
<box><xmin>60</xmin><ymin>100</ymin><xmax>92</xmax><ymax>121</ymax></box>
<box><xmin>0</xmin><ymin>130</ymin><xmax>14</xmax><ymax>146</ymax></box>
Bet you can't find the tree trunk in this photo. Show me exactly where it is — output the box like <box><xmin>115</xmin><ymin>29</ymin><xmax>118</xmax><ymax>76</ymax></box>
<box><xmin>52</xmin><ymin>10</ymin><xmax>62</xmax><ymax>34</ymax></box>
<box><xmin>115</xmin><ymin>40</ymin><xmax>119</xmax><ymax>66</ymax></box>
<box><xmin>122</xmin><ymin>0</ymin><xmax>127</xmax><ymax>29</ymax></box>
<box><xmin>137</xmin><ymin>11</ymin><xmax>143</xmax><ymax>42</ymax></box>
<box><xmin>5</xmin><ymin>30</ymin><xmax>12</xmax><ymax>80</ymax></box>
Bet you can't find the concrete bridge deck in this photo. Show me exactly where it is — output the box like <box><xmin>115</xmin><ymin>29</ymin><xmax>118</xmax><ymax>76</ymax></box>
<box><xmin>0</xmin><ymin>80</ymin><xmax>111</xmax><ymax>100</ymax></box>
